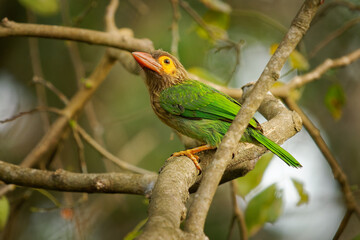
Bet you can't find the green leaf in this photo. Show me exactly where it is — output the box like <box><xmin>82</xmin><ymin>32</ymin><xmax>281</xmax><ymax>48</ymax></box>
<box><xmin>291</xmin><ymin>178</ymin><xmax>309</xmax><ymax>206</ymax></box>
<box><xmin>196</xmin><ymin>10</ymin><xmax>230</xmax><ymax>41</ymax></box>
<box><xmin>18</xmin><ymin>0</ymin><xmax>59</xmax><ymax>16</ymax></box>
<box><xmin>123</xmin><ymin>218</ymin><xmax>147</xmax><ymax>240</ymax></box>
<box><xmin>188</xmin><ymin>67</ymin><xmax>225</xmax><ymax>86</ymax></box>
<box><xmin>324</xmin><ymin>83</ymin><xmax>346</xmax><ymax>120</ymax></box>
<box><xmin>245</xmin><ymin>184</ymin><xmax>283</xmax><ymax>236</ymax></box>
<box><xmin>270</xmin><ymin>44</ymin><xmax>309</xmax><ymax>71</ymax></box>
<box><xmin>0</xmin><ymin>196</ymin><xmax>10</xmax><ymax>230</ymax></box>
<box><xmin>289</xmin><ymin>50</ymin><xmax>309</xmax><ymax>71</ymax></box>
<box><xmin>33</xmin><ymin>189</ymin><xmax>62</xmax><ymax>208</ymax></box>
<box><xmin>199</xmin><ymin>0</ymin><xmax>232</xmax><ymax>13</ymax></box>
<box><xmin>236</xmin><ymin>153</ymin><xmax>273</xmax><ymax>198</ymax></box>
<box><xmin>69</xmin><ymin>119</ymin><xmax>77</xmax><ymax>129</ymax></box>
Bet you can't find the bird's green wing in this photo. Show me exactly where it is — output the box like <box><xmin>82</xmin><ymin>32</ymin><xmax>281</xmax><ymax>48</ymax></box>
<box><xmin>159</xmin><ymin>80</ymin><xmax>259</xmax><ymax>128</ymax></box>
<box><xmin>160</xmin><ymin>80</ymin><xmax>302</xmax><ymax>168</ymax></box>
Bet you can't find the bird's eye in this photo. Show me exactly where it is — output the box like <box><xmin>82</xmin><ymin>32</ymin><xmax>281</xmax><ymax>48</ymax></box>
<box><xmin>164</xmin><ymin>58</ymin><xmax>171</xmax><ymax>64</ymax></box>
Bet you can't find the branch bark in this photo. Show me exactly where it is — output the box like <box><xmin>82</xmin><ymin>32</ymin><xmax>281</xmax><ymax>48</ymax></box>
<box><xmin>0</xmin><ymin>18</ymin><xmax>153</xmax><ymax>52</ymax></box>
<box><xmin>0</xmin><ymin>160</ymin><xmax>156</xmax><ymax>195</ymax></box>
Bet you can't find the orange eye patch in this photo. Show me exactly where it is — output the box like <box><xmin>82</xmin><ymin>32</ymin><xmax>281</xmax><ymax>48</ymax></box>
<box><xmin>158</xmin><ymin>56</ymin><xmax>176</xmax><ymax>76</ymax></box>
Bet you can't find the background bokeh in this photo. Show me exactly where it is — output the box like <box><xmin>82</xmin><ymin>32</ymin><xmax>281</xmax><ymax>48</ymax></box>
<box><xmin>0</xmin><ymin>0</ymin><xmax>359</xmax><ymax>239</ymax></box>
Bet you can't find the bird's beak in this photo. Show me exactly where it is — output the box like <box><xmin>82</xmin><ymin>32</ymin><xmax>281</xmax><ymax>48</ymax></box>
<box><xmin>132</xmin><ymin>52</ymin><xmax>162</xmax><ymax>74</ymax></box>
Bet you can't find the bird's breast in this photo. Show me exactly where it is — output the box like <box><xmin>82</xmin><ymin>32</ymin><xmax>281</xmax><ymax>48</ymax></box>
<box><xmin>150</xmin><ymin>94</ymin><xmax>175</xmax><ymax>126</ymax></box>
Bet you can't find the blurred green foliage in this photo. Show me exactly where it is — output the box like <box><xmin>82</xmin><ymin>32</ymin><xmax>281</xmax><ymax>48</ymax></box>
<box><xmin>245</xmin><ymin>184</ymin><xmax>283</xmax><ymax>236</ymax></box>
<box><xmin>18</xmin><ymin>0</ymin><xmax>59</xmax><ymax>16</ymax></box>
<box><xmin>237</xmin><ymin>153</ymin><xmax>273</xmax><ymax>198</ymax></box>
<box><xmin>325</xmin><ymin>83</ymin><xmax>346</xmax><ymax>120</ymax></box>
<box><xmin>291</xmin><ymin>178</ymin><xmax>309</xmax><ymax>206</ymax></box>
<box><xmin>1</xmin><ymin>0</ymin><xmax>360</xmax><ymax>239</ymax></box>
<box><xmin>0</xmin><ymin>197</ymin><xmax>10</xmax><ymax>231</ymax></box>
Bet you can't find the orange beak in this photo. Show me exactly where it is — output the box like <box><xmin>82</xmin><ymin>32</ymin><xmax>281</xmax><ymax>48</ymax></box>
<box><xmin>132</xmin><ymin>52</ymin><xmax>162</xmax><ymax>74</ymax></box>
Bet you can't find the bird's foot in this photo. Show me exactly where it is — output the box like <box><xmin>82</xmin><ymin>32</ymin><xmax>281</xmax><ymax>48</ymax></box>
<box><xmin>170</xmin><ymin>145</ymin><xmax>215</xmax><ymax>174</ymax></box>
<box><xmin>171</xmin><ymin>150</ymin><xmax>202</xmax><ymax>173</ymax></box>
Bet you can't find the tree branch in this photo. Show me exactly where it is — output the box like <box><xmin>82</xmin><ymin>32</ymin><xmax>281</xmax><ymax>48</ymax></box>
<box><xmin>184</xmin><ymin>0</ymin><xmax>322</xmax><ymax>235</ymax></box>
<box><xmin>271</xmin><ymin>48</ymin><xmax>360</xmax><ymax>97</ymax></box>
<box><xmin>138</xmin><ymin>88</ymin><xmax>302</xmax><ymax>239</ymax></box>
<box><xmin>230</xmin><ymin>180</ymin><xmax>248</xmax><ymax>240</ymax></box>
<box><xmin>0</xmin><ymin>160</ymin><xmax>157</xmax><ymax>195</ymax></box>
<box><xmin>137</xmin><ymin>157</ymin><xmax>198</xmax><ymax>240</ymax></box>
<box><xmin>0</xmin><ymin>18</ymin><xmax>153</xmax><ymax>52</ymax></box>
<box><xmin>333</xmin><ymin>209</ymin><xmax>352</xmax><ymax>240</ymax></box>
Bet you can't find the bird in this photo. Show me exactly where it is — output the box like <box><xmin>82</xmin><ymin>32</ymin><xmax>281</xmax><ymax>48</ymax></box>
<box><xmin>132</xmin><ymin>50</ymin><xmax>302</xmax><ymax>172</ymax></box>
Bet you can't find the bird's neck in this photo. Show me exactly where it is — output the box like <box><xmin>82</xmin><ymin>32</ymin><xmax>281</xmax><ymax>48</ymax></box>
<box><xmin>145</xmin><ymin>75</ymin><xmax>184</xmax><ymax>95</ymax></box>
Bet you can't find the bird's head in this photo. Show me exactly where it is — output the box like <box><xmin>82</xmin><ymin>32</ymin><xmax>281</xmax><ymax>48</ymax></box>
<box><xmin>132</xmin><ymin>50</ymin><xmax>188</xmax><ymax>93</ymax></box>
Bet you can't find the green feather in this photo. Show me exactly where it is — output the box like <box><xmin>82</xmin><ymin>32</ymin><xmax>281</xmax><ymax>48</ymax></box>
<box><xmin>159</xmin><ymin>79</ymin><xmax>302</xmax><ymax>168</ymax></box>
<box><xmin>247</xmin><ymin>128</ymin><xmax>302</xmax><ymax>168</ymax></box>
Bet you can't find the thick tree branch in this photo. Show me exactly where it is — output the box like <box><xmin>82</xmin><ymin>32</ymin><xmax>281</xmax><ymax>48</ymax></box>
<box><xmin>0</xmin><ymin>18</ymin><xmax>153</xmax><ymax>52</ymax></box>
<box><xmin>184</xmin><ymin>0</ymin><xmax>321</xmax><ymax>235</ymax></box>
<box><xmin>0</xmin><ymin>160</ymin><xmax>156</xmax><ymax>195</ymax></box>
<box><xmin>138</xmin><ymin>157</ymin><xmax>199</xmax><ymax>240</ymax></box>
<box><xmin>138</xmin><ymin>90</ymin><xmax>301</xmax><ymax>239</ymax></box>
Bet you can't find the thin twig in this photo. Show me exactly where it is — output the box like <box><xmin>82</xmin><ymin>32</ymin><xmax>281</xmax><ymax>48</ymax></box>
<box><xmin>226</xmin><ymin>216</ymin><xmax>236</xmax><ymax>240</ymax></box>
<box><xmin>61</xmin><ymin>0</ymin><xmax>110</xmax><ymax>174</ymax></box>
<box><xmin>179</xmin><ymin>0</ymin><xmax>242</xmax><ymax>83</ymax></box>
<box><xmin>230</xmin><ymin>180</ymin><xmax>248</xmax><ymax>240</ymax></box>
<box><xmin>27</xmin><ymin>11</ymin><xmax>51</xmax><ymax>131</ymax></box>
<box><xmin>225</xmin><ymin>41</ymin><xmax>242</xmax><ymax>84</ymax></box>
<box><xmin>75</xmin><ymin>125</ymin><xmax>153</xmax><ymax>175</ymax></box>
<box><xmin>16</xmin><ymin>54</ymin><xmax>117</xmax><ymax>172</ymax></box>
<box><xmin>284</xmin><ymin>98</ymin><xmax>360</xmax><ymax>220</ymax></box>
<box><xmin>73</xmin><ymin>0</ymin><xmax>98</xmax><ymax>26</ymax></box>
<box><xmin>33</xmin><ymin>76</ymin><xmax>70</xmax><ymax>104</ymax></box>
<box><xmin>105</xmin><ymin>0</ymin><xmax>119</xmax><ymax>33</ymax></box>
<box><xmin>0</xmin><ymin>107</ymin><xmax>62</xmax><ymax>124</ymax></box>
<box><xmin>310</xmin><ymin>17</ymin><xmax>360</xmax><ymax>58</ymax></box>
<box><xmin>314</xmin><ymin>1</ymin><xmax>360</xmax><ymax>25</ymax></box>
<box><xmin>333</xmin><ymin>209</ymin><xmax>352</xmax><ymax>240</ymax></box>
<box><xmin>72</xmin><ymin>128</ymin><xmax>88</xmax><ymax>174</ymax></box>
<box><xmin>271</xmin><ymin>48</ymin><xmax>360</xmax><ymax>98</ymax></box>
<box><xmin>170</xmin><ymin>0</ymin><xmax>180</xmax><ymax>57</ymax></box>
<box><xmin>179</xmin><ymin>0</ymin><xmax>219</xmax><ymax>41</ymax></box>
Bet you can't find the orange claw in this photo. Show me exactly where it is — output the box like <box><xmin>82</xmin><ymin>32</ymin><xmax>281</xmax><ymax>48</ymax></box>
<box><xmin>170</xmin><ymin>145</ymin><xmax>215</xmax><ymax>173</ymax></box>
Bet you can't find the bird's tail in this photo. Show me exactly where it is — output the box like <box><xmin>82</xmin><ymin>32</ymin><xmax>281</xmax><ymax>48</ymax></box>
<box><xmin>248</xmin><ymin>128</ymin><xmax>302</xmax><ymax>168</ymax></box>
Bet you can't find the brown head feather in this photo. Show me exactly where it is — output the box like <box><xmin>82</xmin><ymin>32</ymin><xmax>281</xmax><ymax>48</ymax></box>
<box><xmin>142</xmin><ymin>50</ymin><xmax>189</xmax><ymax>94</ymax></box>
